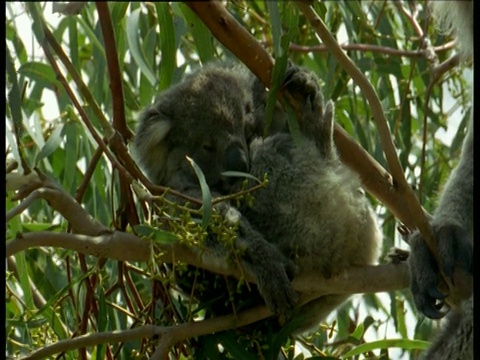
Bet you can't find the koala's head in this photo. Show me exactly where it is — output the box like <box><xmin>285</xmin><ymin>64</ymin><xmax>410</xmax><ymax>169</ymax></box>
<box><xmin>133</xmin><ymin>65</ymin><xmax>257</xmax><ymax>193</ymax></box>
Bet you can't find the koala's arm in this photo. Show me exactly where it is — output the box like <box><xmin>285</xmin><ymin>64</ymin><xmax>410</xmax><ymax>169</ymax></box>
<box><xmin>408</xmin><ymin>0</ymin><xmax>473</xmax><ymax>320</ymax></box>
<box><xmin>408</xmin><ymin>118</ymin><xmax>473</xmax><ymax>319</ymax></box>
<box><xmin>282</xmin><ymin>65</ymin><xmax>336</xmax><ymax>158</ymax></box>
<box><xmin>208</xmin><ymin>201</ymin><xmax>298</xmax><ymax>321</ymax></box>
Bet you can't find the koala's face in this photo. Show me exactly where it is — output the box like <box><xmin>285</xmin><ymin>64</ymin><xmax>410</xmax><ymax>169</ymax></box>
<box><xmin>134</xmin><ymin>66</ymin><xmax>256</xmax><ymax>194</ymax></box>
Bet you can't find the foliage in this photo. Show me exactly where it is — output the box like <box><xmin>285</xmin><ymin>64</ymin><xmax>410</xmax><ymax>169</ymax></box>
<box><xmin>5</xmin><ymin>1</ymin><xmax>471</xmax><ymax>359</ymax></box>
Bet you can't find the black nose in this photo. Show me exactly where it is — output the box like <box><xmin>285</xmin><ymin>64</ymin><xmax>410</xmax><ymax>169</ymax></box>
<box><xmin>224</xmin><ymin>144</ymin><xmax>249</xmax><ymax>173</ymax></box>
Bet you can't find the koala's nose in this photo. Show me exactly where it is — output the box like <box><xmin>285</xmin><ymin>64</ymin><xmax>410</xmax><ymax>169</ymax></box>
<box><xmin>224</xmin><ymin>144</ymin><xmax>249</xmax><ymax>173</ymax></box>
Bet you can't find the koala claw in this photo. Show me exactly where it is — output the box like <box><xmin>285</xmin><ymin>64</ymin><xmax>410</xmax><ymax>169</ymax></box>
<box><xmin>408</xmin><ymin>221</ymin><xmax>472</xmax><ymax>319</ymax></box>
<box><xmin>283</xmin><ymin>65</ymin><xmax>322</xmax><ymax>107</ymax></box>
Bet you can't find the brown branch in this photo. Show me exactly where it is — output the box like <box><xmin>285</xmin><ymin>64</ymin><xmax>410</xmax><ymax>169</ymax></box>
<box><xmin>6</xmin><ymin>172</ymin><xmax>409</xmax><ymax>301</ymax></box>
<box><xmin>393</xmin><ymin>1</ymin><xmax>438</xmax><ymax>66</ymax></box>
<box><xmin>186</xmin><ymin>2</ymin><xmax>275</xmax><ymax>87</ymax></box>
<box><xmin>6</xmin><ymin>172</ymin><xmax>410</xmax><ymax>297</ymax></box>
<box><xmin>15</xmin><ymin>260</ymin><xmax>409</xmax><ymax>360</ymax></box>
<box><xmin>7</xmin><ymin>169</ymin><xmax>410</xmax><ymax>357</ymax></box>
<box><xmin>289</xmin><ymin>42</ymin><xmax>456</xmax><ymax>57</ymax></box>
<box><xmin>96</xmin><ymin>2</ymin><xmax>132</xmax><ymax>142</ymax></box>
<box><xmin>75</xmin><ymin>146</ymin><xmax>104</xmax><ymax>202</ymax></box>
<box><xmin>17</xmin><ymin>325</ymin><xmax>165</xmax><ymax>360</ymax></box>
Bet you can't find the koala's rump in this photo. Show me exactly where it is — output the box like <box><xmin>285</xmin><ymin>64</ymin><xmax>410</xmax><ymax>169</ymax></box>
<box><xmin>246</xmin><ymin>134</ymin><xmax>381</xmax><ymax>276</ymax></box>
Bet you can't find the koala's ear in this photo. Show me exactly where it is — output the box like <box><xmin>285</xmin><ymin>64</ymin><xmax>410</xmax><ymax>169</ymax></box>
<box><xmin>132</xmin><ymin>114</ymin><xmax>173</xmax><ymax>184</ymax></box>
<box><xmin>139</xmin><ymin>117</ymin><xmax>172</xmax><ymax>149</ymax></box>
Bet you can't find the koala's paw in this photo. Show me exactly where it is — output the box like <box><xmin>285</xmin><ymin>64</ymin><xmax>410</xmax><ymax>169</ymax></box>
<box><xmin>386</xmin><ymin>247</ymin><xmax>410</xmax><ymax>264</ymax></box>
<box><xmin>282</xmin><ymin>66</ymin><xmax>335</xmax><ymax>157</ymax></box>
<box><xmin>407</xmin><ymin>221</ymin><xmax>473</xmax><ymax>319</ymax></box>
<box><xmin>283</xmin><ymin>65</ymin><xmax>323</xmax><ymax>108</ymax></box>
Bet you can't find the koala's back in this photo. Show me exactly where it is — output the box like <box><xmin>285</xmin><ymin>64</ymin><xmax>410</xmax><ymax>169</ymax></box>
<box><xmin>245</xmin><ymin>134</ymin><xmax>381</xmax><ymax>276</ymax></box>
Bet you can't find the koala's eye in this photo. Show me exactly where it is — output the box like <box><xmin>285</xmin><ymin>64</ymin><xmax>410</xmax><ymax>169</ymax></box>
<box><xmin>245</xmin><ymin>103</ymin><xmax>252</xmax><ymax>114</ymax></box>
<box><xmin>202</xmin><ymin>142</ymin><xmax>216</xmax><ymax>153</ymax></box>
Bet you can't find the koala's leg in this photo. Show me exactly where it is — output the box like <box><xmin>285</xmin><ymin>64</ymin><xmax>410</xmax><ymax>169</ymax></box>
<box><xmin>215</xmin><ymin>203</ymin><xmax>299</xmax><ymax>323</ymax></box>
<box><xmin>408</xmin><ymin>115</ymin><xmax>473</xmax><ymax>319</ymax></box>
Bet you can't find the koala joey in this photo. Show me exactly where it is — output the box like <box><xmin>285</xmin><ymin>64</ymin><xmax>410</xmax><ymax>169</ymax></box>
<box><xmin>133</xmin><ymin>63</ymin><xmax>382</xmax><ymax>334</ymax></box>
<box><xmin>407</xmin><ymin>1</ymin><xmax>473</xmax><ymax>359</ymax></box>
<box><xmin>240</xmin><ymin>67</ymin><xmax>382</xmax><ymax>332</ymax></box>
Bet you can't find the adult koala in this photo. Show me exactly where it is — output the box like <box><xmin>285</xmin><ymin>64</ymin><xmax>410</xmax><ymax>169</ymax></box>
<box><xmin>407</xmin><ymin>1</ymin><xmax>473</xmax><ymax>359</ymax></box>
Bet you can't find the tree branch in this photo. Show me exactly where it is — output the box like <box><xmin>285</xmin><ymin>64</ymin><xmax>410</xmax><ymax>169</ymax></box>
<box><xmin>6</xmin><ymin>168</ymin><xmax>410</xmax><ymax>358</ymax></box>
<box><xmin>15</xmin><ymin>260</ymin><xmax>408</xmax><ymax>360</ymax></box>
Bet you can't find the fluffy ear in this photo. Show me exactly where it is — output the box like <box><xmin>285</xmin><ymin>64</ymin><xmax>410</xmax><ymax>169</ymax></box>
<box><xmin>137</xmin><ymin>118</ymin><xmax>172</xmax><ymax>150</ymax></box>
<box><xmin>133</xmin><ymin>115</ymin><xmax>172</xmax><ymax>184</ymax></box>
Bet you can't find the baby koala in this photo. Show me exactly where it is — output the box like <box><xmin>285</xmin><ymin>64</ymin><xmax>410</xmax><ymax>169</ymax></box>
<box><xmin>242</xmin><ymin>67</ymin><xmax>382</xmax><ymax>331</ymax></box>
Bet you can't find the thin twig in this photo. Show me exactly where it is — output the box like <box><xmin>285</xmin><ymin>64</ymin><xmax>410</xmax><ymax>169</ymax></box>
<box><xmin>289</xmin><ymin>42</ymin><xmax>455</xmax><ymax>57</ymax></box>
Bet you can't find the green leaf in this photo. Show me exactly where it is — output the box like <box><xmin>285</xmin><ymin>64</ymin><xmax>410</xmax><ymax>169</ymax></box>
<box><xmin>342</xmin><ymin>338</ymin><xmax>430</xmax><ymax>357</ymax></box>
<box><xmin>76</xmin><ymin>16</ymin><xmax>107</xmax><ymax>59</ymax></box>
<box><xmin>186</xmin><ymin>156</ymin><xmax>212</xmax><ymax>229</ymax></box>
<box><xmin>34</xmin><ymin>124</ymin><xmax>64</xmax><ymax>166</ymax></box>
<box><xmin>351</xmin><ymin>321</ymin><xmax>365</xmax><ymax>340</ymax></box>
<box><xmin>63</xmin><ymin>120</ymin><xmax>80</xmax><ymax>192</ymax></box>
<box><xmin>264</xmin><ymin>56</ymin><xmax>288</xmax><ymax>137</ymax></box>
<box><xmin>97</xmin><ymin>289</ymin><xmax>107</xmax><ymax>333</ymax></box>
<box><xmin>6</xmin><ymin>21</ymin><xmax>27</xmax><ymax>64</ymax></box>
<box><xmin>126</xmin><ymin>8</ymin><xmax>158</xmax><ymax>87</ymax></box>
<box><xmin>267</xmin><ymin>2</ymin><xmax>282</xmax><ymax>57</ymax></box>
<box><xmin>17</xmin><ymin>62</ymin><xmax>59</xmax><ymax>90</ymax></box>
<box><xmin>221</xmin><ymin>171</ymin><xmax>262</xmax><ymax>183</ymax></box>
<box><xmin>134</xmin><ymin>225</ymin><xmax>178</xmax><ymax>244</ymax></box>
<box><xmin>156</xmin><ymin>2</ymin><xmax>176</xmax><ymax>91</ymax></box>
<box><xmin>15</xmin><ymin>252</ymin><xmax>35</xmax><ymax>310</ymax></box>
<box><xmin>178</xmin><ymin>3</ymin><xmax>215</xmax><ymax>64</ymax></box>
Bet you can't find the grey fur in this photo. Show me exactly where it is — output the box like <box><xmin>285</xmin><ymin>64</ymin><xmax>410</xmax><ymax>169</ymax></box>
<box><xmin>407</xmin><ymin>1</ymin><xmax>473</xmax><ymax>358</ymax></box>
<box><xmin>133</xmin><ymin>63</ymin><xmax>381</xmax><ymax>332</ymax></box>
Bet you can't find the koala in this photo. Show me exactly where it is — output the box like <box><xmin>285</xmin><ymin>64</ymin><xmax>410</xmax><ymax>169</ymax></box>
<box><xmin>407</xmin><ymin>1</ymin><xmax>473</xmax><ymax>359</ymax></box>
<box><xmin>240</xmin><ymin>67</ymin><xmax>382</xmax><ymax>332</ymax></box>
<box><xmin>133</xmin><ymin>63</ymin><xmax>382</xmax><ymax>335</ymax></box>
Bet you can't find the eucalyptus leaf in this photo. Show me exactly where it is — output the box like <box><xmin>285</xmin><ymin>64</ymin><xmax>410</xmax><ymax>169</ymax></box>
<box><xmin>134</xmin><ymin>225</ymin><xmax>178</xmax><ymax>244</ymax></box>
<box><xmin>126</xmin><ymin>8</ymin><xmax>157</xmax><ymax>86</ymax></box>
<box><xmin>34</xmin><ymin>124</ymin><xmax>64</xmax><ymax>166</ymax></box>
<box><xmin>187</xmin><ymin>156</ymin><xmax>212</xmax><ymax>229</ymax></box>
